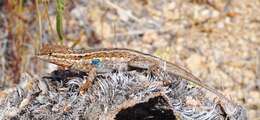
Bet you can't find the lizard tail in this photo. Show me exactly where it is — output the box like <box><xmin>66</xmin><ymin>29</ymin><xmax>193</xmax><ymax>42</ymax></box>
<box><xmin>165</xmin><ymin>62</ymin><xmax>236</xmax><ymax>105</ymax></box>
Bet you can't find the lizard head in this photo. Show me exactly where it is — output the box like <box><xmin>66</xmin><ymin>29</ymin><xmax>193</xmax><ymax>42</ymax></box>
<box><xmin>38</xmin><ymin>44</ymin><xmax>73</xmax><ymax>55</ymax></box>
<box><xmin>36</xmin><ymin>44</ymin><xmax>75</xmax><ymax>67</ymax></box>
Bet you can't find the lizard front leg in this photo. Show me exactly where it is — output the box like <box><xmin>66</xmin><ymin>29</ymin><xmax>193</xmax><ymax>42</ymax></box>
<box><xmin>70</xmin><ymin>63</ymin><xmax>96</xmax><ymax>95</ymax></box>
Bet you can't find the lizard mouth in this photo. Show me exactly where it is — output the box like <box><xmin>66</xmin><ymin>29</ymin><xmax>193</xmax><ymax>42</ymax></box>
<box><xmin>36</xmin><ymin>55</ymin><xmax>74</xmax><ymax>67</ymax></box>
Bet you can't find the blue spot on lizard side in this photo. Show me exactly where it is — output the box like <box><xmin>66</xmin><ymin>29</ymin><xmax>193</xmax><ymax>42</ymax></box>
<box><xmin>91</xmin><ymin>59</ymin><xmax>102</xmax><ymax>68</ymax></box>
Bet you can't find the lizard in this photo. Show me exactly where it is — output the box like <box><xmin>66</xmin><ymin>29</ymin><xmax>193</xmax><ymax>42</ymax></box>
<box><xmin>36</xmin><ymin>44</ymin><xmax>235</xmax><ymax>105</ymax></box>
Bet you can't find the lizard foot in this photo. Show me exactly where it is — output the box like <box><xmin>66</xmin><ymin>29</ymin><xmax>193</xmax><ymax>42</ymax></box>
<box><xmin>79</xmin><ymin>77</ymin><xmax>93</xmax><ymax>95</ymax></box>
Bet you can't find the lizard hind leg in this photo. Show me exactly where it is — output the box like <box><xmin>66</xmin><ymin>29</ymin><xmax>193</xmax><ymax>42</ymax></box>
<box><xmin>70</xmin><ymin>63</ymin><xmax>97</xmax><ymax>95</ymax></box>
<box><xmin>148</xmin><ymin>64</ymin><xmax>164</xmax><ymax>79</ymax></box>
<box><xmin>128</xmin><ymin>57</ymin><xmax>164</xmax><ymax>80</ymax></box>
<box><xmin>148</xmin><ymin>64</ymin><xmax>173</xmax><ymax>86</ymax></box>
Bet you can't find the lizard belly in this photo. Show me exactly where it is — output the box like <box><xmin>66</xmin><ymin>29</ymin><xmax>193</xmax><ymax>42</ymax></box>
<box><xmin>95</xmin><ymin>60</ymin><xmax>128</xmax><ymax>73</ymax></box>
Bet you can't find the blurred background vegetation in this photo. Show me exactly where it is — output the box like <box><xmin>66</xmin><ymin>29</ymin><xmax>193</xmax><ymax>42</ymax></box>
<box><xmin>0</xmin><ymin>0</ymin><xmax>259</xmax><ymax>119</ymax></box>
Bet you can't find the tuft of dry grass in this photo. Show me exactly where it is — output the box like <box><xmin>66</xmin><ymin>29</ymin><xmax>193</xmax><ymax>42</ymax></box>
<box><xmin>0</xmin><ymin>69</ymin><xmax>246</xmax><ymax>119</ymax></box>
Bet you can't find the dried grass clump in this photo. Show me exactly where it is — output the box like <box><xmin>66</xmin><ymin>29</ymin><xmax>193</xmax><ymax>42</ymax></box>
<box><xmin>0</xmin><ymin>68</ymin><xmax>246</xmax><ymax>120</ymax></box>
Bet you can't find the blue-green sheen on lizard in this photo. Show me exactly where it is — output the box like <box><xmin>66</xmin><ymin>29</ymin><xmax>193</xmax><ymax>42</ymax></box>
<box><xmin>37</xmin><ymin>44</ymin><xmax>235</xmax><ymax>105</ymax></box>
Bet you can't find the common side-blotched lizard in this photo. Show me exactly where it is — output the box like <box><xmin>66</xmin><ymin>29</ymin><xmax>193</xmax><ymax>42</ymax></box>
<box><xmin>37</xmin><ymin>44</ymin><xmax>234</xmax><ymax>104</ymax></box>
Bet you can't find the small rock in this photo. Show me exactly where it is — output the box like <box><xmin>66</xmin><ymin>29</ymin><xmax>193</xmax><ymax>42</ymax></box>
<box><xmin>186</xmin><ymin>54</ymin><xmax>206</xmax><ymax>75</ymax></box>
